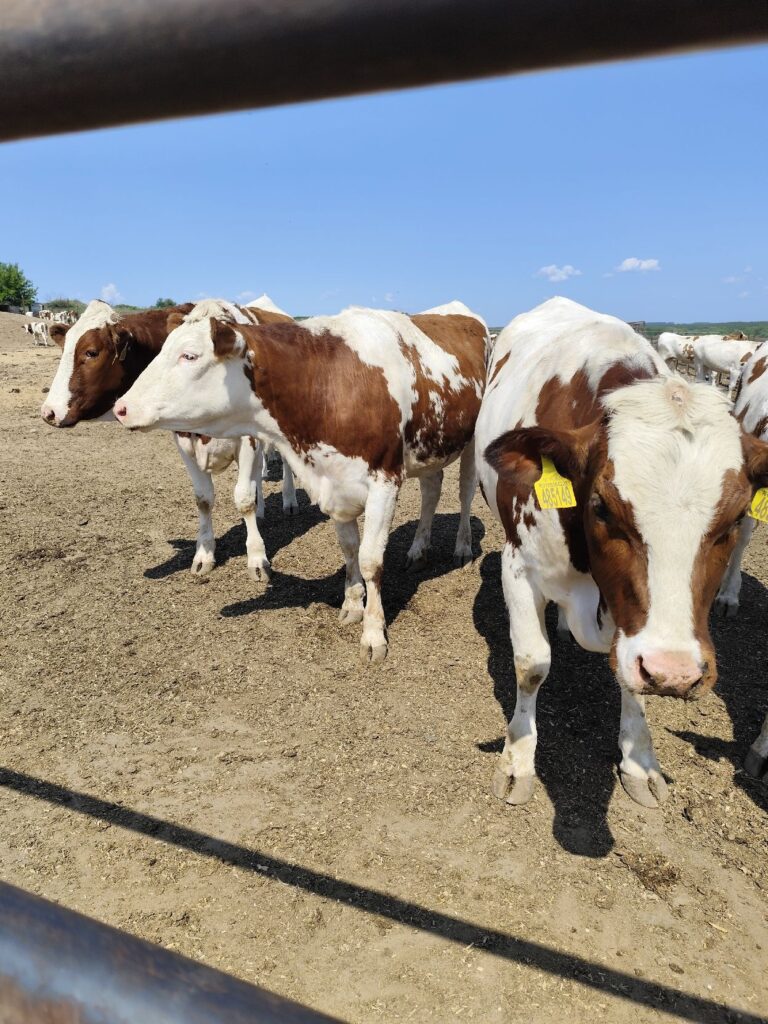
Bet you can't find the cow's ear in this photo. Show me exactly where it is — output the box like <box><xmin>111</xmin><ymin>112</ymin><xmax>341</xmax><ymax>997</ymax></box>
<box><xmin>742</xmin><ymin>432</ymin><xmax>768</xmax><ymax>491</ymax></box>
<box><xmin>485</xmin><ymin>421</ymin><xmax>599</xmax><ymax>485</ymax></box>
<box><xmin>210</xmin><ymin>318</ymin><xmax>245</xmax><ymax>359</ymax></box>
<box><xmin>167</xmin><ymin>312</ymin><xmax>186</xmax><ymax>332</ymax></box>
<box><xmin>49</xmin><ymin>323</ymin><xmax>68</xmax><ymax>348</ymax></box>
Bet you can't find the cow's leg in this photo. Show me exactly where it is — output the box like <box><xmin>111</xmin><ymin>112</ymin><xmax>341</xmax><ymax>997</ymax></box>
<box><xmin>358</xmin><ymin>479</ymin><xmax>399</xmax><ymax>663</ymax></box>
<box><xmin>281</xmin><ymin>460</ymin><xmax>298</xmax><ymax>516</ymax></box>
<box><xmin>694</xmin><ymin>356</ymin><xmax>706</xmax><ymax>383</ymax></box>
<box><xmin>714</xmin><ymin>516</ymin><xmax>755</xmax><ymax>617</ymax></box>
<box><xmin>617</xmin><ymin>688</ymin><xmax>668</xmax><ymax>808</ymax></box>
<box><xmin>233</xmin><ymin>438</ymin><xmax>271</xmax><ymax>583</ymax></box>
<box><xmin>173</xmin><ymin>434</ymin><xmax>216</xmax><ymax>577</ymax></box>
<box><xmin>406</xmin><ymin>471</ymin><xmax>442</xmax><ymax>569</ymax></box>
<box><xmin>556</xmin><ymin>605</ymin><xmax>571</xmax><ymax>637</ymax></box>
<box><xmin>745</xmin><ymin>712</ymin><xmax>768</xmax><ymax>779</ymax></box>
<box><xmin>334</xmin><ymin>519</ymin><xmax>365</xmax><ymax>625</ymax></box>
<box><xmin>492</xmin><ymin>543</ymin><xmax>550</xmax><ymax>805</ymax></box>
<box><xmin>454</xmin><ymin>443</ymin><xmax>476</xmax><ymax>566</ymax></box>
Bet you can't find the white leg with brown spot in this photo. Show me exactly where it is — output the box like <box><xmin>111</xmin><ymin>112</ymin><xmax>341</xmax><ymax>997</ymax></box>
<box><xmin>281</xmin><ymin>461</ymin><xmax>298</xmax><ymax>515</ymax></box>
<box><xmin>173</xmin><ymin>433</ymin><xmax>216</xmax><ymax>577</ymax></box>
<box><xmin>233</xmin><ymin>438</ymin><xmax>271</xmax><ymax>584</ymax></box>
<box><xmin>715</xmin><ymin>516</ymin><xmax>756</xmax><ymax>617</ymax></box>
<box><xmin>358</xmin><ymin>479</ymin><xmax>400</xmax><ymax>663</ymax></box>
<box><xmin>406</xmin><ymin>471</ymin><xmax>443</xmax><ymax>569</ymax></box>
<box><xmin>334</xmin><ymin>520</ymin><xmax>365</xmax><ymax>625</ymax></box>
<box><xmin>492</xmin><ymin>543</ymin><xmax>551</xmax><ymax>805</ymax></box>
<box><xmin>745</xmin><ymin>712</ymin><xmax>768</xmax><ymax>779</ymax></box>
<box><xmin>454</xmin><ymin>443</ymin><xmax>476</xmax><ymax>565</ymax></box>
<box><xmin>617</xmin><ymin>687</ymin><xmax>668</xmax><ymax>808</ymax></box>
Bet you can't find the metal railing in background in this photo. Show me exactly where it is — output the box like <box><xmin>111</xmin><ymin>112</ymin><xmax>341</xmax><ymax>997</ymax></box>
<box><xmin>0</xmin><ymin>881</ymin><xmax>339</xmax><ymax>1024</ymax></box>
<box><xmin>1</xmin><ymin>0</ymin><xmax>768</xmax><ymax>142</ymax></box>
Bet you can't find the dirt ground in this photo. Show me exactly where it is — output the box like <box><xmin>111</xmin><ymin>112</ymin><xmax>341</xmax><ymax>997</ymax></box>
<box><xmin>0</xmin><ymin>310</ymin><xmax>766</xmax><ymax>1023</ymax></box>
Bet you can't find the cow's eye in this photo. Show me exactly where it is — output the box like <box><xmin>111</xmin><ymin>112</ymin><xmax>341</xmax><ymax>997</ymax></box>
<box><xmin>180</xmin><ymin>352</ymin><xmax>198</xmax><ymax>363</ymax></box>
<box><xmin>593</xmin><ymin>497</ymin><xmax>610</xmax><ymax>523</ymax></box>
<box><xmin>84</xmin><ymin>349</ymin><xmax>98</xmax><ymax>359</ymax></box>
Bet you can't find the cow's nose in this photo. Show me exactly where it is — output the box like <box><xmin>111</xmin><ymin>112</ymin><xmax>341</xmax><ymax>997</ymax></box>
<box><xmin>41</xmin><ymin>405</ymin><xmax>56</xmax><ymax>423</ymax></box>
<box><xmin>114</xmin><ymin>402</ymin><xmax>127</xmax><ymax>420</ymax></box>
<box><xmin>636</xmin><ymin>652</ymin><xmax>704</xmax><ymax>698</ymax></box>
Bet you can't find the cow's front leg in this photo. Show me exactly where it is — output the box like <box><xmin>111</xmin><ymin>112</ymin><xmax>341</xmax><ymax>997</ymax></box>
<box><xmin>358</xmin><ymin>479</ymin><xmax>399</xmax><ymax>663</ymax></box>
<box><xmin>406</xmin><ymin>471</ymin><xmax>442</xmax><ymax>569</ymax></box>
<box><xmin>334</xmin><ymin>520</ymin><xmax>365</xmax><ymax>625</ymax></box>
<box><xmin>492</xmin><ymin>543</ymin><xmax>551</xmax><ymax>805</ymax></box>
<box><xmin>454</xmin><ymin>443</ymin><xmax>476</xmax><ymax>566</ymax></box>
<box><xmin>281</xmin><ymin>461</ymin><xmax>298</xmax><ymax>516</ymax></box>
<box><xmin>234</xmin><ymin>438</ymin><xmax>271</xmax><ymax>583</ymax></box>
<box><xmin>173</xmin><ymin>433</ymin><xmax>216</xmax><ymax>577</ymax></box>
<box><xmin>745</xmin><ymin>712</ymin><xmax>768</xmax><ymax>779</ymax></box>
<box><xmin>617</xmin><ymin>687</ymin><xmax>668</xmax><ymax>808</ymax></box>
<box><xmin>715</xmin><ymin>516</ymin><xmax>755</xmax><ymax>618</ymax></box>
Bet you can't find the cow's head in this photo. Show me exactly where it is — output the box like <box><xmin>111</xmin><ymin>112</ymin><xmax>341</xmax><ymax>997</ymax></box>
<box><xmin>40</xmin><ymin>300</ymin><xmax>134</xmax><ymax>427</ymax></box>
<box><xmin>114</xmin><ymin>302</ymin><xmax>255</xmax><ymax>436</ymax></box>
<box><xmin>488</xmin><ymin>378</ymin><xmax>768</xmax><ymax>699</ymax></box>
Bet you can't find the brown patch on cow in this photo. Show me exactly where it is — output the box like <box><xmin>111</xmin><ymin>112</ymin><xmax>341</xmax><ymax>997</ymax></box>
<box><xmin>61</xmin><ymin>303</ymin><xmax>194</xmax><ymax>426</ymax></box>
<box><xmin>489</xmin><ymin>351</ymin><xmax>510</xmax><ymax>384</ymax></box>
<box><xmin>247</xmin><ymin>436</ymin><xmax>257</xmax><ymax>449</ymax></box>
<box><xmin>197</xmin><ymin>434</ymin><xmax>212</xmax><ymax>445</ymax></box>
<box><xmin>398</xmin><ymin>314</ymin><xmax>487</xmax><ymax>463</ymax></box>
<box><xmin>49</xmin><ymin>323</ymin><xmax>67</xmax><ymax>348</ymax></box>
<box><xmin>233</xmin><ymin>322</ymin><xmax>405</xmax><ymax>476</ymax></box>
<box><xmin>749</xmin><ymin>356</ymin><xmax>768</xmax><ymax>383</ymax></box>
<box><xmin>210</xmin><ymin>320</ymin><xmax>243</xmax><ymax>359</ymax></box>
<box><xmin>752</xmin><ymin>416</ymin><xmax>768</xmax><ymax>441</ymax></box>
<box><xmin>740</xmin><ymin>352</ymin><xmax>751</xmax><ymax>364</ymax></box>
<box><xmin>742</xmin><ymin>432</ymin><xmax>768</xmax><ymax>487</ymax></box>
<box><xmin>247</xmin><ymin>306</ymin><xmax>293</xmax><ymax>325</ymax></box>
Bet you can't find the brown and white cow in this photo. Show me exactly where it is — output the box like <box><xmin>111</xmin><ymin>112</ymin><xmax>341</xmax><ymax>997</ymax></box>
<box><xmin>41</xmin><ymin>297</ymin><xmax>297</xmax><ymax>582</ymax></box>
<box><xmin>114</xmin><ymin>300</ymin><xmax>489</xmax><ymax>662</ymax></box>
<box><xmin>22</xmin><ymin>320</ymin><xmax>50</xmax><ymax>347</ymax></box>
<box><xmin>476</xmin><ymin>297</ymin><xmax>768</xmax><ymax>808</ymax></box>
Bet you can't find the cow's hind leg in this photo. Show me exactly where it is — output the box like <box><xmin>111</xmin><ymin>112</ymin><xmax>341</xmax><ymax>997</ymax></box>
<box><xmin>618</xmin><ymin>688</ymin><xmax>668</xmax><ymax>808</ymax></box>
<box><xmin>234</xmin><ymin>438</ymin><xmax>271</xmax><ymax>583</ymax></box>
<box><xmin>492</xmin><ymin>543</ymin><xmax>551</xmax><ymax>805</ymax></box>
<box><xmin>745</xmin><ymin>712</ymin><xmax>768</xmax><ymax>779</ymax></box>
<box><xmin>174</xmin><ymin>434</ymin><xmax>217</xmax><ymax>577</ymax></box>
<box><xmin>715</xmin><ymin>516</ymin><xmax>755</xmax><ymax>617</ymax></box>
<box><xmin>358</xmin><ymin>479</ymin><xmax>399</xmax><ymax>663</ymax></box>
<box><xmin>281</xmin><ymin>461</ymin><xmax>299</xmax><ymax>516</ymax></box>
<box><xmin>454</xmin><ymin>443</ymin><xmax>476</xmax><ymax>566</ymax></box>
<box><xmin>406</xmin><ymin>471</ymin><xmax>442</xmax><ymax>569</ymax></box>
<box><xmin>334</xmin><ymin>520</ymin><xmax>365</xmax><ymax>625</ymax></box>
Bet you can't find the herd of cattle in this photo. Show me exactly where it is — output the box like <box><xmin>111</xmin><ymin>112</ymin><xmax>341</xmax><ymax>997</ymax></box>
<box><xmin>26</xmin><ymin>294</ymin><xmax>768</xmax><ymax>808</ymax></box>
<box><xmin>21</xmin><ymin>307</ymin><xmax>78</xmax><ymax>347</ymax></box>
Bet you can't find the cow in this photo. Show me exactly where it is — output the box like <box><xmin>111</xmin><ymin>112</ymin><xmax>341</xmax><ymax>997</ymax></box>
<box><xmin>692</xmin><ymin>335</ymin><xmax>760</xmax><ymax>398</ymax></box>
<box><xmin>22</xmin><ymin>320</ymin><xmax>50</xmax><ymax>347</ymax></box>
<box><xmin>41</xmin><ymin>297</ymin><xmax>297</xmax><ymax>582</ymax></box>
<box><xmin>475</xmin><ymin>296</ymin><xmax>768</xmax><ymax>809</ymax></box>
<box><xmin>656</xmin><ymin>331</ymin><xmax>697</xmax><ymax>372</ymax></box>
<box><xmin>113</xmin><ymin>300</ymin><xmax>490</xmax><ymax>662</ymax></box>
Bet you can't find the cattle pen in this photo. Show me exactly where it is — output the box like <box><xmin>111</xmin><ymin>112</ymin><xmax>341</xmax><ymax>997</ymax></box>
<box><xmin>2</xmin><ymin>2</ymin><xmax>768</xmax><ymax>1023</ymax></box>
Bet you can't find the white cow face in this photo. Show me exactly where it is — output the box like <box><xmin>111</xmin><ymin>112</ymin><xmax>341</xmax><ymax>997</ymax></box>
<box><xmin>114</xmin><ymin>317</ymin><xmax>255</xmax><ymax>436</ymax></box>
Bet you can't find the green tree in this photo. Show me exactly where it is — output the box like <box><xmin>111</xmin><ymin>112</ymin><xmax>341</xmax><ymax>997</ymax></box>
<box><xmin>0</xmin><ymin>262</ymin><xmax>36</xmax><ymax>308</ymax></box>
<box><xmin>154</xmin><ymin>297</ymin><xmax>175</xmax><ymax>308</ymax></box>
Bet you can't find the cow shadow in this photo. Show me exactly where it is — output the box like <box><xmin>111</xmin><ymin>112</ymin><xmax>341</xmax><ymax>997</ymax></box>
<box><xmin>473</xmin><ymin>551</ymin><xmax>619</xmax><ymax>859</ymax></box>
<box><xmin>671</xmin><ymin>572</ymin><xmax>768</xmax><ymax>815</ymax></box>
<box><xmin>144</xmin><ymin>490</ymin><xmax>324</xmax><ymax>580</ymax></box>
<box><xmin>220</xmin><ymin>512</ymin><xmax>486</xmax><ymax>627</ymax></box>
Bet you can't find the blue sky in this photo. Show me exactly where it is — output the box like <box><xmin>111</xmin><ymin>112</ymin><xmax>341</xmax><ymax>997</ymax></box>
<box><xmin>1</xmin><ymin>44</ymin><xmax>766</xmax><ymax>325</ymax></box>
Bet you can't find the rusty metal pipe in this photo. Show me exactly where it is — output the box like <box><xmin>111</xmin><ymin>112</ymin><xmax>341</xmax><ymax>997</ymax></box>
<box><xmin>0</xmin><ymin>880</ymin><xmax>338</xmax><ymax>1024</ymax></box>
<box><xmin>1</xmin><ymin>0</ymin><xmax>767</xmax><ymax>142</ymax></box>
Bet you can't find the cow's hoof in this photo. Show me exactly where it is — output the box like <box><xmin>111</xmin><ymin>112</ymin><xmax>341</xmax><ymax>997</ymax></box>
<box><xmin>620</xmin><ymin>770</ymin><xmax>669</xmax><ymax>808</ymax></box>
<box><xmin>282</xmin><ymin>502</ymin><xmax>299</xmax><ymax>517</ymax></box>
<box><xmin>491</xmin><ymin>769</ymin><xmax>535</xmax><ymax>805</ymax></box>
<box><xmin>744</xmin><ymin>748</ymin><xmax>767</xmax><ymax>779</ymax></box>
<box><xmin>338</xmin><ymin>606</ymin><xmax>364</xmax><ymax>626</ymax></box>
<box><xmin>247</xmin><ymin>561</ymin><xmax>272</xmax><ymax>584</ymax></box>
<box><xmin>714</xmin><ymin>595</ymin><xmax>739</xmax><ymax>619</ymax></box>
<box><xmin>453</xmin><ymin>550</ymin><xmax>474</xmax><ymax>568</ymax></box>
<box><xmin>360</xmin><ymin>640</ymin><xmax>388</xmax><ymax>664</ymax></box>
<box><xmin>191</xmin><ymin>556</ymin><xmax>215</xmax><ymax>578</ymax></box>
<box><xmin>405</xmin><ymin>550</ymin><xmax>430</xmax><ymax>572</ymax></box>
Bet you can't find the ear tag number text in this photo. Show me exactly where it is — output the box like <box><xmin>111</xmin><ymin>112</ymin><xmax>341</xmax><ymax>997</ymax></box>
<box><xmin>534</xmin><ymin>456</ymin><xmax>577</xmax><ymax>510</ymax></box>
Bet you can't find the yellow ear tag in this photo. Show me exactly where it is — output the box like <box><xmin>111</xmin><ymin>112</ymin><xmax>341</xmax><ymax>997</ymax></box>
<box><xmin>749</xmin><ymin>488</ymin><xmax>768</xmax><ymax>523</ymax></box>
<box><xmin>534</xmin><ymin>456</ymin><xmax>577</xmax><ymax>510</ymax></box>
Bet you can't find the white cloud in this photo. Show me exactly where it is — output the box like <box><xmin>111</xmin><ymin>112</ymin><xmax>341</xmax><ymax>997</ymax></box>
<box><xmin>384</xmin><ymin>291</ymin><xmax>395</xmax><ymax>303</ymax></box>
<box><xmin>100</xmin><ymin>282</ymin><xmax>123</xmax><ymax>304</ymax></box>
<box><xmin>722</xmin><ymin>275</ymin><xmax>739</xmax><ymax>285</ymax></box>
<box><xmin>616</xmin><ymin>257</ymin><xmax>660</xmax><ymax>273</ymax></box>
<box><xmin>738</xmin><ymin>290</ymin><xmax>750</xmax><ymax>299</ymax></box>
<box><xmin>536</xmin><ymin>264</ymin><xmax>582</xmax><ymax>283</ymax></box>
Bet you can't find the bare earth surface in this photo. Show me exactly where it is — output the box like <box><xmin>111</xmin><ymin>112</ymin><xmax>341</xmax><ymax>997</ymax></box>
<box><xmin>0</xmin><ymin>310</ymin><xmax>766</xmax><ymax>1023</ymax></box>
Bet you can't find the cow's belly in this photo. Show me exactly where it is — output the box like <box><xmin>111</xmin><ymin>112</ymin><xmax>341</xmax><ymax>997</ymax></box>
<box><xmin>403</xmin><ymin>445</ymin><xmax>461</xmax><ymax>478</ymax></box>
<box><xmin>191</xmin><ymin>436</ymin><xmax>239</xmax><ymax>474</ymax></box>
<box><xmin>286</xmin><ymin>444</ymin><xmax>371</xmax><ymax>521</ymax></box>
